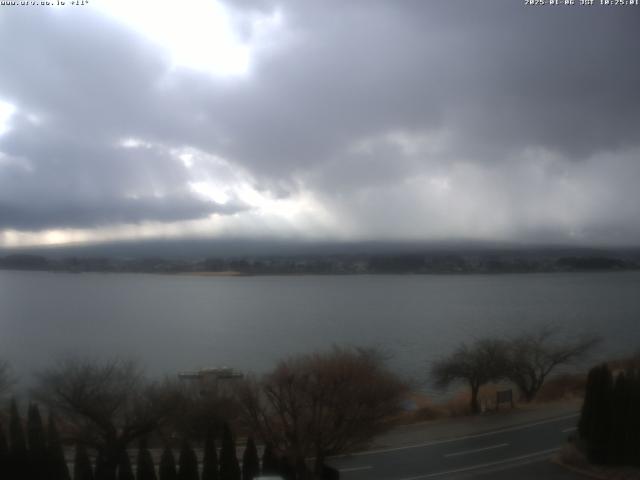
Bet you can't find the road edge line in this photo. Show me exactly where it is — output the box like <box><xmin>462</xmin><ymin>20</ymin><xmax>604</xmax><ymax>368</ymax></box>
<box><xmin>397</xmin><ymin>447</ymin><xmax>560</xmax><ymax>480</ymax></box>
<box><xmin>443</xmin><ymin>442</ymin><xmax>509</xmax><ymax>458</ymax></box>
<box><xmin>333</xmin><ymin>413</ymin><xmax>579</xmax><ymax>458</ymax></box>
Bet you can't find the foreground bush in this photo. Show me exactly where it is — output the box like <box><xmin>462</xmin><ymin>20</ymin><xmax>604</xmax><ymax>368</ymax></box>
<box><xmin>237</xmin><ymin>346</ymin><xmax>407</xmax><ymax>478</ymax></box>
<box><xmin>578</xmin><ymin>363</ymin><xmax>640</xmax><ymax>466</ymax></box>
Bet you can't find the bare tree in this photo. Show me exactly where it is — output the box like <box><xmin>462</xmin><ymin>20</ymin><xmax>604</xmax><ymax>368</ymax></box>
<box><xmin>506</xmin><ymin>327</ymin><xmax>600</xmax><ymax>402</ymax></box>
<box><xmin>33</xmin><ymin>357</ymin><xmax>180</xmax><ymax>480</ymax></box>
<box><xmin>236</xmin><ymin>347</ymin><xmax>408</xmax><ymax>478</ymax></box>
<box><xmin>159</xmin><ymin>378</ymin><xmax>240</xmax><ymax>442</ymax></box>
<box><xmin>431</xmin><ymin>338</ymin><xmax>509</xmax><ymax>414</ymax></box>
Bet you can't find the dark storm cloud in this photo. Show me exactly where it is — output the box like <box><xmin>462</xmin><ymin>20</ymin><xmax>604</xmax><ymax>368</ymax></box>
<box><xmin>0</xmin><ymin>1</ymin><xmax>639</xmax><ymax>242</ymax></box>
<box><xmin>0</xmin><ymin>116</ymin><xmax>245</xmax><ymax>230</ymax></box>
<box><xmin>0</xmin><ymin>7</ymin><xmax>243</xmax><ymax>231</ymax></box>
<box><xmin>218</xmin><ymin>0</ymin><xmax>640</xmax><ymax>169</ymax></box>
<box><xmin>217</xmin><ymin>0</ymin><xmax>640</xmax><ymax>244</ymax></box>
<box><xmin>0</xmin><ymin>194</ymin><xmax>236</xmax><ymax>231</ymax></box>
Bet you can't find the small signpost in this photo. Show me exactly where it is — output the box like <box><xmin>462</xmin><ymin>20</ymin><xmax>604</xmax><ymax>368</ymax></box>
<box><xmin>496</xmin><ymin>389</ymin><xmax>514</xmax><ymax>411</ymax></box>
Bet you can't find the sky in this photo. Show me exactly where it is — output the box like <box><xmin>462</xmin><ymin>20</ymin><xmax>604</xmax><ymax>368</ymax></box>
<box><xmin>0</xmin><ymin>0</ymin><xmax>639</xmax><ymax>249</ymax></box>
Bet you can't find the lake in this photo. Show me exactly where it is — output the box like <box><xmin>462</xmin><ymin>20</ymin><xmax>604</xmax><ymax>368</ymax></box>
<box><xmin>1</xmin><ymin>270</ymin><xmax>639</xmax><ymax>393</ymax></box>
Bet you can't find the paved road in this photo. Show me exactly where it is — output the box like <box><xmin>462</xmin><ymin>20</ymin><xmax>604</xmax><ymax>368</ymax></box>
<box><xmin>327</xmin><ymin>414</ymin><xmax>586</xmax><ymax>479</ymax></box>
<box><xmin>439</xmin><ymin>456</ymin><xmax>586</xmax><ymax>480</ymax></box>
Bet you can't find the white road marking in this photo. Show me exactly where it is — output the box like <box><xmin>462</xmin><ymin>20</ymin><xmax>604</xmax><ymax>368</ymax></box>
<box><xmin>339</xmin><ymin>465</ymin><xmax>372</xmax><ymax>472</ymax></box>
<box><xmin>397</xmin><ymin>447</ymin><xmax>560</xmax><ymax>479</ymax></box>
<box><xmin>562</xmin><ymin>426</ymin><xmax>577</xmax><ymax>433</ymax></box>
<box><xmin>443</xmin><ymin>443</ymin><xmax>509</xmax><ymax>458</ymax></box>
<box><xmin>331</xmin><ymin>413</ymin><xmax>579</xmax><ymax>458</ymax></box>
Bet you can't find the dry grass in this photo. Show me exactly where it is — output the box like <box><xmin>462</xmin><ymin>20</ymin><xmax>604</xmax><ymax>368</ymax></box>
<box><xmin>408</xmin><ymin>383</ymin><xmax>508</xmax><ymax>421</ymax></box>
<box><xmin>534</xmin><ymin>351</ymin><xmax>640</xmax><ymax>404</ymax></box>
<box><xmin>442</xmin><ymin>391</ymin><xmax>473</xmax><ymax>417</ymax></box>
<box><xmin>397</xmin><ymin>373</ymin><xmax>590</xmax><ymax>427</ymax></box>
<box><xmin>535</xmin><ymin>373</ymin><xmax>586</xmax><ymax>403</ymax></box>
<box><xmin>392</xmin><ymin>393</ymin><xmax>448</xmax><ymax>425</ymax></box>
<box><xmin>555</xmin><ymin>442</ymin><xmax>590</xmax><ymax>470</ymax></box>
<box><xmin>608</xmin><ymin>351</ymin><xmax>640</xmax><ymax>372</ymax></box>
<box><xmin>411</xmin><ymin>402</ymin><xmax>448</xmax><ymax>422</ymax></box>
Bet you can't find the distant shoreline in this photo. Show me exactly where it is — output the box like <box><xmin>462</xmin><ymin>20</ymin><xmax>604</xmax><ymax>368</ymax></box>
<box><xmin>1</xmin><ymin>250</ymin><xmax>639</xmax><ymax>276</ymax></box>
<box><xmin>1</xmin><ymin>267</ymin><xmax>639</xmax><ymax>278</ymax></box>
<box><xmin>182</xmin><ymin>270</ymin><xmax>247</xmax><ymax>277</ymax></box>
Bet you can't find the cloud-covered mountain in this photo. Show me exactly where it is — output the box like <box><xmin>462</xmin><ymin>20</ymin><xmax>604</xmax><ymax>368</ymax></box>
<box><xmin>1</xmin><ymin>1</ymin><xmax>639</xmax><ymax>247</ymax></box>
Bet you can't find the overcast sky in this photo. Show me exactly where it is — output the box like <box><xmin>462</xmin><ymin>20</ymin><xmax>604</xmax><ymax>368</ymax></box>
<box><xmin>0</xmin><ymin>0</ymin><xmax>639</xmax><ymax>248</ymax></box>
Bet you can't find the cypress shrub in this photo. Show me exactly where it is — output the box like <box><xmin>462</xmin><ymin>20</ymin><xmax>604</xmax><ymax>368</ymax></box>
<box><xmin>321</xmin><ymin>464</ymin><xmax>340</xmax><ymax>480</ymax></box>
<box><xmin>74</xmin><ymin>444</ymin><xmax>94</xmax><ymax>480</ymax></box>
<box><xmin>118</xmin><ymin>450</ymin><xmax>135</xmax><ymax>480</ymax></box>
<box><xmin>177</xmin><ymin>439</ymin><xmax>199</xmax><ymax>480</ymax></box>
<box><xmin>47</xmin><ymin>413</ymin><xmax>71</xmax><ymax>480</ymax></box>
<box><xmin>158</xmin><ymin>447</ymin><xmax>177</xmax><ymax>480</ymax></box>
<box><xmin>578</xmin><ymin>366</ymin><xmax>598</xmax><ymax>441</ymax></box>
<box><xmin>624</xmin><ymin>369</ymin><xmax>640</xmax><ymax>466</ymax></box>
<box><xmin>278</xmin><ymin>456</ymin><xmax>294</xmax><ymax>480</ymax></box>
<box><xmin>0</xmin><ymin>421</ymin><xmax>7</xmax><ymax>457</ymax></box>
<box><xmin>219</xmin><ymin>423</ymin><xmax>240</xmax><ymax>480</ymax></box>
<box><xmin>592</xmin><ymin>364</ymin><xmax>613</xmax><ymax>465</ymax></box>
<box><xmin>580</xmin><ymin>364</ymin><xmax>613</xmax><ymax>464</ymax></box>
<box><xmin>241</xmin><ymin>437</ymin><xmax>259</xmax><ymax>480</ymax></box>
<box><xmin>260</xmin><ymin>443</ymin><xmax>278</xmax><ymax>476</ymax></box>
<box><xmin>136</xmin><ymin>438</ymin><xmax>157</xmax><ymax>480</ymax></box>
<box><xmin>95</xmin><ymin>449</ymin><xmax>115</xmax><ymax>480</ymax></box>
<box><xmin>0</xmin><ymin>420</ymin><xmax>9</xmax><ymax>478</ymax></box>
<box><xmin>9</xmin><ymin>399</ymin><xmax>28</xmax><ymax>480</ymax></box>
<box><xmin>202</xmin><ymin>428</ymin><xmax>219</xmax><ymax>480</ymax></box>
<box><xmin>610</xmin><ymin>372</ymin><xmax>630</xmax><ymax>465</ymax></box>
<box><xmin>93</xmin><ymin>450</ymin><xmax>110</xmax><ymax>480</ymax></box>
<box><xmin>579</xmin><ymin>364</ymin><xmax>640</xmax><ymax>466</ymax></box>
<box><xmin>27</xmin><ymin>403</ymin><xmax>47</xmax><ymax>480</ymax></box>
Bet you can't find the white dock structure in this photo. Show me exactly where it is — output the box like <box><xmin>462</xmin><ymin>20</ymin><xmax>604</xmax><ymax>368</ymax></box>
<box><xmin>178</xmin><ymin>367</ymin><xmax>244</xmax><ymax>395</ymax></box>
<box><xmin>178</xmin><ymin>366</ymin><xmax>243</xmax><ymax>381</ymax></box>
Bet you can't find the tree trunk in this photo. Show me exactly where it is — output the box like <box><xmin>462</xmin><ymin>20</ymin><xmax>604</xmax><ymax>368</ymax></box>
<box><xmin>96</xmin><ymin>441</ymin><xmax>124</xmax><ymax>480</ymax></box>
<box><xmin>294</xmin><ymin>454</ymin><xmax>311</xmax><ymax>479</ymax></box>
<box><xmin>522</xmin><ymin>388</ymin><xmax>535</xmax><ymax>403</ymax></box>
<box><xmin>470</xmin><ymin>384</ymin><xmax>480</xmax><ymax>414</ymax></box>
<box><xmin>95</xmin><ymin>453</ymin><xmax>117</xmax><ymax>480</ymax></box>
<box><xmin>520</xmin><ymin>377</ymin><xmax>542</xmax><ymax>403</ymax></box>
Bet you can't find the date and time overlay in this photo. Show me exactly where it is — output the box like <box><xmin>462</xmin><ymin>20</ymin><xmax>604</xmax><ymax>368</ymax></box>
<box><xmin>1</xmin><ymin>0</ymin><xmax>639</xmax><ymax>7</ymax></box>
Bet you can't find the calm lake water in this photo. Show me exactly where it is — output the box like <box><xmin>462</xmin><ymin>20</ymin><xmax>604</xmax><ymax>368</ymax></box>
<box><xmin>1</xmin><ymin>270</ymin><xmax>639</xmax><ymax>392</ymax></box>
